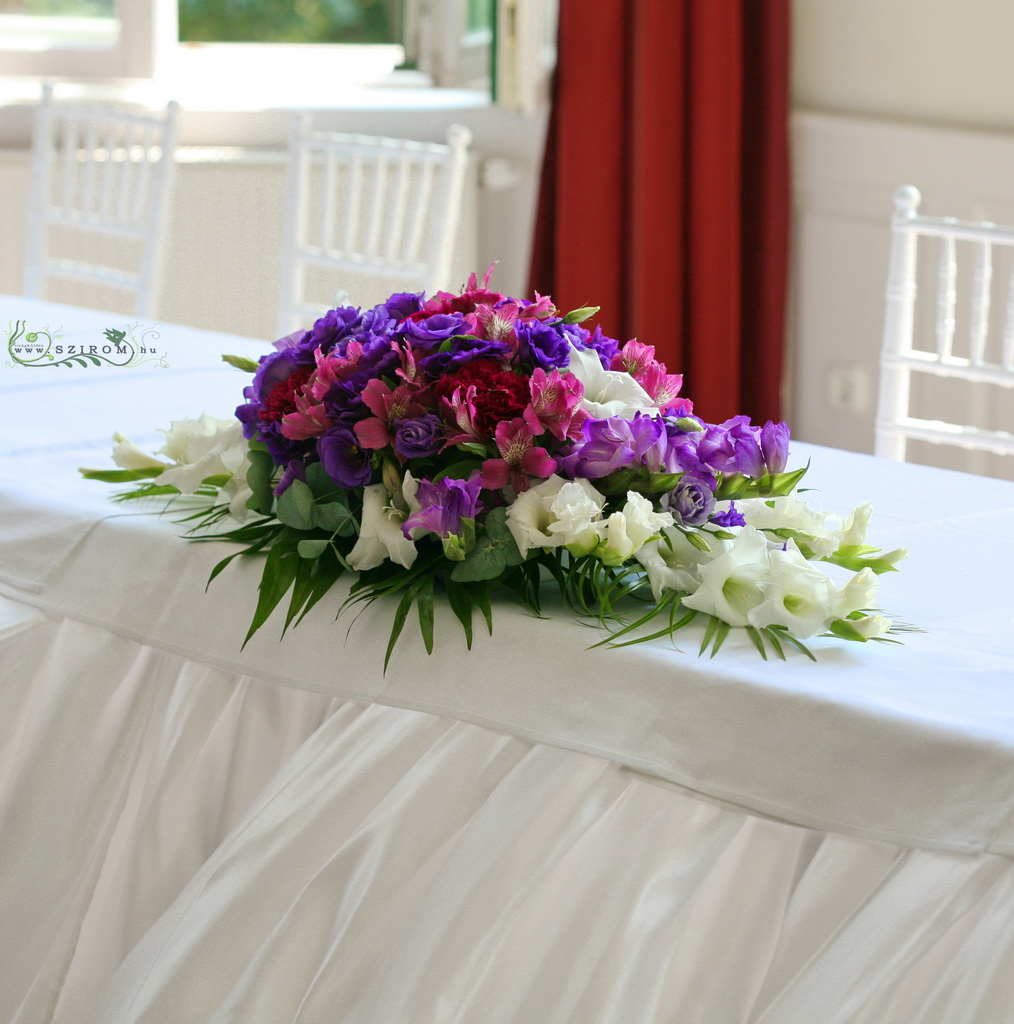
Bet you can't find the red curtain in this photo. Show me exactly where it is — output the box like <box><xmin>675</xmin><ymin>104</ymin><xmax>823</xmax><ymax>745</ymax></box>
<box><xmin>529</xmin><ymin>0</ymin><xmax>790</xmax><ymax>424</ymax></box>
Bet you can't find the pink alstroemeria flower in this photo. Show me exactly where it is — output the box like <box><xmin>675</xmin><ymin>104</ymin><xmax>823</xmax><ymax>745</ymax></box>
<box><xmin>610</xmin><ymin>339</ymin><xmax>657</xmax><ymax>380</ymax></box>
<box><xmin>280</xmin><ymin>390</ymin><xmax>333</xmax><ymax>440</ymax></box>
<box><xmin>481</xmin><ymin>417</ymin><xmax>557</xmax><ymax>494</ymax></box>
<box><xmin>440</xmin><ymin>384</ymin><xmax>486</xmax><ymax>447</ymax></box>
<box><xmin>639</xmin><ymin>362</ymin><xmax>690</xmax><ymax>413</ymax></box>
<box><xmin>523</xmin><ymin>368</ymin><xmax>587</xmax><ymax>441</ymax></box>
<box><xmin>354</xmin><ymin>379</ymin><xmax>424</xmax><ymax>450</ymax></box>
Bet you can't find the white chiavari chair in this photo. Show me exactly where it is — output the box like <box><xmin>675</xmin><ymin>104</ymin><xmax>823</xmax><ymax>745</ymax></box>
<box><xmin>876</xmin><ymin>185</ymin><xmax>1014</xmax><ymax>470</ymax></box>
<box><xmin>25</xmin><ymin>82</ymin><xmax>180</xmax><ymax>319</ymax></box>
<box><xmin>277</xmin><ymin>119</ymin><xmax>472</xmax><ymax>336</ymax></box>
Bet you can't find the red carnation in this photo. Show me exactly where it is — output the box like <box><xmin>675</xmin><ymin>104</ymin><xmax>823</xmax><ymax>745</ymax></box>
<box><xmin>434</xmin><ymin>358</ymin><xmax>530</xmax><ymax>436</ymax></box>
<box><xmin>259</xmin><ymin>366</ymin><xmax>314</xmax><ymax>422</ymax></box>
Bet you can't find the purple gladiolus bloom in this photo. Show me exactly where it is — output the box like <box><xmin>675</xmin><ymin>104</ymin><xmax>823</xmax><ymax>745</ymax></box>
<box><xmin>403</xmin><ymin>474</ymin><xmax>483</xmax><ymax>539</ymax></box>
<box><xmin>711</xmin><ymin>501</ymin><xmax>747</xmax><ymax>528</ymax></box>
<box><xmin>760</xmin><ymin>420</ymin><xmax>790</xmax><ymax>474</ymax></box>
<box><xmin>515</xmin><ymin>319</ymin><xmax>572</xmax><ymax>372</ymax></box>
<box><xmin>559</xmin><ymin>413</ymin><xmax>666</xmax><ymax>479</ymax></box>
<box><xmin>392</xmin><ymin>413</ymin><xmax>444</xmax><ymax>461</ymax></box>
<box><xmin>273</xmin><ymin>459</ymin><xmax>306</xmax><ymax>497</ymax></box>
<box><xmin>696</xmin><ymin>416</ymin><xmax>765</xmax><ymax>476</ymax></box>
<box><xmin>318</xmin><ymin>425</ymin><xmax>374</xmax><ymax>489</ymax></box>
<box><xmin>662</xmin><ymin>474</ymin><xmax>716</xmax><ymax>527</ymax></box>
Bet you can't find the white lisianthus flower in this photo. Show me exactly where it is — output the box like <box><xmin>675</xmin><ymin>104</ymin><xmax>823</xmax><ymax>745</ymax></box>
<box><xmin>747</xmin><ymin>546</ymin><xmax>839</xmax><ymax>638</ymax></box>
<box><xmin>505</xmin><ymin>475</ymin><xmax>606</xmax><ymax>556</ymax></box>
<box><xmin>635</xmin><ymin>526</ymin><xmax>719</xmax><ymax>601</ymax></box>
<box><xmin>547</xmin><ymin>479</ymin><xmax>608</xmax><ymax>554</ymax></box>
<box><xmin>348</xmin><ymin>482</ymin><xmax>418</xmax><ymax>571</ymax></box>
<box><xmin>156</xmin><ymin>415</ymin><xmax>249</xmax><ymax>495</ymax></box>
<box><xmin>567</xmin><ymin>344</ymin><xmax>659</xmax><ymax>419</ymax></box>
<box><xmin>682</xmin><ymin>526</ymin><xmax>770</xmax><ymax>626</ymax></box>
<box><xmin>595</xmin><ymin>492</ymin><xmax>674</xmax><ymax>566</ymax></box>
<box><xmin>736</xmin><ymin>495</ymin><xmax>843</xmax><ymax>559</ymax></box>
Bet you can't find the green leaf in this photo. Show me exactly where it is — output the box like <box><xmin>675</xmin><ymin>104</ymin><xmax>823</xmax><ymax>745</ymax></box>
<box><xmin>433</xmin><ymin>458</ymin><xmax>483</xmax><ymax>482</ymax></box>
<box><xmin>221</xmin><ymin>353</ymin><xmax>261</xmax><ymax>372</ymax></box>
<box><xmin>384</xmin><ymin>589</ymin><xmax>416</xmax><ymax>673</ymax></box>
<box><xmin>416</xmin><ymin>578</ymin><xmax>435</xmax><ymax>655</ymax></box>
<box><xmin>745</xmin><ymin>626</ymin><xmax>769</xmax><ymax>661</ymax></box>
<box><xmin>80</xmin><ymin>467</ymin><xmax>165</xmax><ymax>482</ymax></box>
<box><xmin>456</xmin><ymin>441</ymin><xmax>489</xmax><ymax>457</ymax></box>
<box><xmin>275</xmin><ymin>479</ymin><xmax>316</xmax><ymax>531</ymax></box>
<box><xmin>561</xmin><ymin>305</ymin><xmax>600</xmax><ymax>324</ymax></box>
<box><xmin>313</xmin><ymin>499</ymin><xmax>356</xmax><ymax>535</ymax></box>
<box><xmin>305</xmin><ymin>461</ymin><xmax>339</xmax><ymax>501</ymax></box>
<box><xmin>246</xmin><ymin>448</ymin><xmax>276</xmax><ymax>514</ymax></box>
<box><xmin>450</xmin><ymin>506</ymin><xmax>524</xmax><ymax>582</ymax></box>
<box><xmin>297</xmin><ymin>538</ymin><xmax>330</xmax><ymax>559</ymax></box>
<box><xmin>242</xmin><ymin>538</ymin><xmax>300</xmax><ymax>648</ymax></box>
<box><xmin>444</xmin><ymin>578</ymin><xmax>474</xmax><ymax>649</ymax></box>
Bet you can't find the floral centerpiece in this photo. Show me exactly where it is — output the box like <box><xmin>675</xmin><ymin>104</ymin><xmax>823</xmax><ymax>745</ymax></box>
<box><xmin>88</xmin><ymin>270</ymin><xmax>908</xmax><ymax>666</ymax></box>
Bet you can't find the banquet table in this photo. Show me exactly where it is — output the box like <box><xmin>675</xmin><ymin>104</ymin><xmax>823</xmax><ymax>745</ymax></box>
<box><xmin>3</xmin><ymin>295</ymin><xmax>1014</xmax><ymax>1024</ymax></box>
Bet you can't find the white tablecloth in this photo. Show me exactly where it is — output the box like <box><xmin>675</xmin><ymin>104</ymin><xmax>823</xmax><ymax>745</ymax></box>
<box><xmin>3</xmin><ymin>296</ymin><xmax>1014</xmax><ymax>1023</ymax></box>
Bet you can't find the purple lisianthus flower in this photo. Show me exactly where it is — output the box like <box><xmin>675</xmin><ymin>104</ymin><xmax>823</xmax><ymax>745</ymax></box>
<box><xmin>418</xmin><ymin>335</ymin><xmax>510</xmax><ymax>378</ymax></box>
<box><xmin>318</xmin><ymin>424</ymin><xmax>374</xmax><ymax>489</ymax></box>
<box><xmin>697</xmin><ymin>416</ymin><xmax>791</xmax><ymax>478</ymax></box>
<box><xmin>402</xmin><ymin>312</ymin><xmax>470</xmax><ymax>349</ymax></box>
<box><xmin>559</xmin><ymin>413</ymin><xmax>666</xmax><ymax>479</ymax></box>
<box><xmin>711</xmin><ymin>501</ymin><xmax>747</xmax><ymax>528</ymax></box>
<box><xmin>571</xmin><ymin>324</ymin><xmax>621</xmax><ymax>369</ymax></box>
<box><xmin>661</xmin><ymin>474</ymin><xmax>716</xmax><ymax>527</ymax></box>
<box><xmin>403</xmin><ymin>474</ymin><xmax>483</xmax><ymax>539</ymax></box>
<box><xmin>380</xmin><ymin>291</ymin><xmax>424</xmax><ymax>322</ymax></box>
<box><xmin>235</xmin><ymin>347</ymin><xmax>318</xmax><ymax>461</ymax></box>
<box><xmin>302</xmin><ymin>305</ymin><xmax>363</xmax><ymax>354</ymax></box>
<box><xmin>392</xmin><ymin>413</ymin><xmax>444</xmax><ymax>462</ymax></box>
<box><xmin>515</xmin><ymin>319</ymin><xmax>572</xmax><ymax>372</ymax></box>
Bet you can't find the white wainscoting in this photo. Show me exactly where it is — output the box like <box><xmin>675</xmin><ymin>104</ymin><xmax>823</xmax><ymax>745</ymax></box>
<box><xmin>790</xmin><ymin>110</ymin><xmax>1014</xmax><ymax>479</ymax></box>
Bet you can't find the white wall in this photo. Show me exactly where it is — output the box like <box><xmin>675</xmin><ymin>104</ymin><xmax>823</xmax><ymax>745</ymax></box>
<box><xmin>789</xmin><ymin>0</ymin><xmax>1014</xmax><ymax>478</ymax></box>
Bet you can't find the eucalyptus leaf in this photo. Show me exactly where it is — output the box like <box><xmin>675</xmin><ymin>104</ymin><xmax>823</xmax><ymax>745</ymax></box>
<box><xmin>297</xmin><ymin>538</ymin><xmax>330</xmax><ymax>559</ymax></box>
<box><xmin>275</xmin><ymin>479</ymin><xmax>316</xmax><ymax>531</ymax></box>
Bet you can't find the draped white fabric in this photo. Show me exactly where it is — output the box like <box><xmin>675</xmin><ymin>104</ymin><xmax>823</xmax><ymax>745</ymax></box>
<box><xmin>5</xmin><ymin>298</ymin><xmax>1014</xmax><ymax>1022</ymax></box>
<box><xmin>3</xmin><ymin>602</ymin><xmax>1014</xmax><ymax>1024</ymax></box>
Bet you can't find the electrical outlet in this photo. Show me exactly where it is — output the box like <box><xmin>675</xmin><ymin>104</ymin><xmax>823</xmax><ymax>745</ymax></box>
<box><xmin>828</xmin><ymin>365</ymin><xmax>870</xmax><ymax>413</ymax></box>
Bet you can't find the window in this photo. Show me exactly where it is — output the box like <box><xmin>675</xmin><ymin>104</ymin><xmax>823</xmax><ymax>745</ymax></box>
<box><xmin>0</xmin><ymin>0</ymin><xmax>553</xmax><ymax>114</ymax></box>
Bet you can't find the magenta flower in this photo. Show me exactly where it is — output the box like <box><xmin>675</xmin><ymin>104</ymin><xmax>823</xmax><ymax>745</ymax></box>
<box><xmin>523</xmin><ymin>368</ymin><xmax>586</xmax><ymax>441</ymax></box>
<box><xmin>440</xmin><ymin>384</ymin><xmax>487</xmax><ymax>447</ymax></box>
<box><xmin>354</xmin><ymin>379</ymin><xmax>424</xmax><ymax>451</ymax></box>
<box><xmin>480</xmin><ymin>417</ymin><xmax>558</xmax><ymax>493</ymax></box>
<box><xmin>279</xmin><ymin>388</ymin><xmax>334</xmax><ymax>441</ymax></box>
<box><xmin>610</xmin><ymin>339</ymin><xmax>657</xmax><ymax>379</ymax></box>
<box><xmin>639</xmin><ymin>363</ymin><xmax>688</xmax><ymax>413</ymax></box>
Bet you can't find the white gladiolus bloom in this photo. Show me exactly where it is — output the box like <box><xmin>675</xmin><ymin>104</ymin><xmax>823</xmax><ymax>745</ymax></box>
<box><xmin>835</xmin><ymin>567</ymin><xmax>880</xmax><ymax>618</ymax></box>
<box><xmin>348</xmin><ymin>482</ymin><xmax>418</xmax><ymax>571</ymax></box>
<box><xmin>506</xmin><ymin>475</ymin><xmax>606</xmax><ymax>556</ymax></box>
<box><xmin>847</xmin><ymin>613</ymin><xmax>893</xmax><ymax>639</ymax></box>
<box><xmin>566</xmin><ymin>344</ymin><xmax>659</xmax><ymax>419</ymax></box>
<box><xmin>839</xmin><ymin>501</ymin><xmax>874</xmax><ymax>549</ymax></box>
<box><xmin>111</xmin><ymin>433</ymin><xmax>168</xmax><ymax>470</ymax></box>
<box><xmin>682</xmin><ymin>526</ymin><xmax>771</xmax><ymax>626</ymax></box>
<box><xmin>635</xmin><ymin>526</ymin><xmax>719</xmax><ymax>601</ymax></box>
<box><xmin>736</xmin><ymin>495</ymin><xmax>843</xmax><ymax>559</ymax></box>
<box><xmin>747</xmin><ymin>545</ymin><xmax>840</xmax><ymax>638</ymax></box>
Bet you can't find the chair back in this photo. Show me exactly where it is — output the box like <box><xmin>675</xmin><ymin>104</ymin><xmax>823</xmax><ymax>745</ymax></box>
<box><xmin>25</xmin><ymin>82</ymin><xmax>180</xmax><ymax>319</ymax></box>
<box><xmin>277</xmin><ymin>119</ymin><xmax>472</xmax><ymax>337</ymax></box>
<box><xmin>876</xmin><ymin>185</ymin><xmax>1014</xmax><ymax>469</ymax></box>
